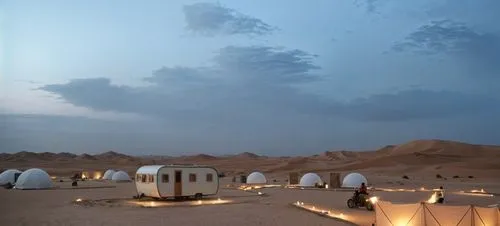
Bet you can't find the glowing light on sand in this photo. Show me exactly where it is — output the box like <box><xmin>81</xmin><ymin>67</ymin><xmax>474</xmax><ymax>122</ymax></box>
<box><xmin>470</xmin><ymin>189</ymin><xmax>486</xmax><ymax>193</ymax></box>
<box><xmin>368</xmin><ymin>196</ymin><xmax>379</xmax><ymax>204</ymax></box>
<box><xmin>377</xmin><ymin>187</ymin><xmax>416</xmax><ymax>192</ymax></box>
<box><xmin>455</xmin><ymin>191</ymin><xmax>494</xmax><ymax>197</ymax></box>
<box><xmin>325</xmin><ymin>184</ymin><xmax>329</xmax><ymax>189</ymax></box>
<box><xmin>293</xmin><ymin>201</ymin><xmax>348</xmax><ymax>220</ymax></box>
<box><xmin>51</xmin><ymin>176</ymin><xmax>57</xmax><ymax>180</ymax></box>
<box><xmin>257</xmin><ymin>192</ymin><xmax>263</xmax><ymax>195</ymax></box>
<box><xmin>427</xmin><ymin>193</ymin><xmax>438</xmax><ymax>204</ymax></box>
<box><xmin>420</xmin><ymin>187</ymin><xmax>425</xmax><ymax>191</ymax></box>
<box><xmin>93</xmin><ymin>172</ymin><xmax>102</xmax><ymax>180</ymax></box>
<box><xmin>197</xmin><ymin>200</ymin><xmax>202</xmax><ymax>205</ymax></box>
<box><xmin>75</xmin><ymin>198</ymin><xmax>82</xmax><ymax>202</ymax></box>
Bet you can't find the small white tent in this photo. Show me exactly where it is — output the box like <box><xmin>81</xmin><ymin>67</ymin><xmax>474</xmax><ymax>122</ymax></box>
<box><xmin>15</xmin><ymin>168</ymin><xmax>52</xmax><ymax>190</ymax></box>
<box><xmin>299</xmin><ymin>173</ymin><xmax>323</xmax><ymax>187</ymax></box>
<box><xmin>342</xmin><ymin>172</ymin><xmax>367</xmax><ymax>188</ymax></box>
<box><xmin>102</xmin><ymin>169</ymin><xmax>116</xmax><ymax>180</ymax></box>
<box><xmin>247</xmin><ymin>172</ymin><xmax>267</xmax><ymax>184</ymax></box>
<box><xmin>111</xmin><ymin>171</ymin><xmax>131</xmax><ymax>181</ymax></box>
<box><xmin>0</xmin><ymin>169</ymin><xmax>22</xmax><ymax>185</ymax></box>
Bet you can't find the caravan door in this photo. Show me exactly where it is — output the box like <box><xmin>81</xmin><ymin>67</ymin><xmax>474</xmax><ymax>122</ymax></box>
<box><xmin>174</xmin><ymin>170</ymin><xmax>182</xmax><ymax>196</ymax></box>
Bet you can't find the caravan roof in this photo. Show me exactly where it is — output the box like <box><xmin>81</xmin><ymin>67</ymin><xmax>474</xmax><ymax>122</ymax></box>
<box><xmin>136</xmin><ymin>165</ymin><xmax>213</xmax><ymax>175</ymax></box>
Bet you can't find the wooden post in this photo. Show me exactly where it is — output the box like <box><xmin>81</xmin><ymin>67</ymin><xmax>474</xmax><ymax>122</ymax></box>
<box><xmin>329</xmin><ymin>172</ymin><xmax>341</xmax><ymax>188</ymax></box>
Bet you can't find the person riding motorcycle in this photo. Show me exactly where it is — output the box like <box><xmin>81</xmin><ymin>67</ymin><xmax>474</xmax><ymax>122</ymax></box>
<box><xmin>354</xmin><ymin>182</ymin><xmax>369</xmax><ymax>203</ymax></box>
<box><xmin>359</xmin><ymin>183</ymin><xmax>368</xmax><ymax>194</ymax></box>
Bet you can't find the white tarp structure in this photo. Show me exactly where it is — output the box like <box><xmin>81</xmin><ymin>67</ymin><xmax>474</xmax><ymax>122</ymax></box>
<box><xmin>111</xmin><ymin>171</ymin><xmax>131</xmax><ymax>181</ymax></box>
<box><xmin>14</xmin><ymin>168</ymin><xmax>52</xmax><ymax>190</ymax></box>
<box><xmin>102</xmin><ymin>169</ymin><xmax>116</xmax><ymax>180</ymax></box>
<box><xmin>342</xmin><ymin>172</ymin><xmax>368</xmax><ymax>188</ymax></box>
<box><xmin>0</xmin><ymin>169</ymin><xmax>22</xmax><ymax>185</ymax></box>
<box><xmin>299</xmin><ymin>173</ymin><xmax>323</xmax><ymax>187</ymax></box>
<box><xmin>375</xmin><ymin>200</ymin><xmax>500</xmax><ymax>226</ymax></box>
<box><xmin>247</xmin><ymin>172</ymin><xmax>267</xmax><ymax>184</ymax></box>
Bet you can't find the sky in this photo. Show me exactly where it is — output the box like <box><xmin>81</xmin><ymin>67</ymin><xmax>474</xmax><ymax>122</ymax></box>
<box><xmin>1</xmin><ymin>0</ymin><xmax>500</xmax><ymax>156</ymax></box>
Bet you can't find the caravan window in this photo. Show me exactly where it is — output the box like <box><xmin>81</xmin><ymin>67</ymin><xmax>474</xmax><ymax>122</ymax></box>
<box><xmin>162</xmin><ymin>174</ymin><xmax>169</xmax><ymax>183</ymax></box>
<box><xmin>136</xmin><ymin>174</ymin><xmax>141</xmax><ymax>182</ymax></box>
<box><xmin>148</xmin><ymin>175</ymin><xmax>154</xmax><ymax>183</ymax></box>
<box><xmin>141</xmin><ymin>174</ymin><xmax>147</xmax><ymax>183</ymax></box>
<box><xmin>206</xmin><ymin>173</ymin><xmax>213</xmax><ymax>182</ymax></box>
<box><xmin>189</xmin><ymin>173</ymin><xmax>197</xmax><ymax>182</ymax></box>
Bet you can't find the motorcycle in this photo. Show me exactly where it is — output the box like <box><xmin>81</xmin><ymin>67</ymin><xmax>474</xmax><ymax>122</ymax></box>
<box><xmin>347</xmin><ymin>190</ymin><xmax>376</xmax><ymax>211</ymax></box>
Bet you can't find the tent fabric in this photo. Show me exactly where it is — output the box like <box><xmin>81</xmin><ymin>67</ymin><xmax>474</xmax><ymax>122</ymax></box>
<box><xmin>0</xmin><ymin>169</ymin><xmax>22</xmax><ymax>185</ymax></box>
<box><xmin>375</xmin><ymin>200</ymin><xmax>500</xmax><ymax>226</ymax></box>
<box><xmin>111</xmin><ymin>171</ymin><xmax>131</xmax><ymax>181</ymax></box>
<box><xmin>376</xmin><ymin>201</ymin><xmax>422</xmax><ymax>226</ymax></box>
<box><xmin>474</xmin><ymin>206</ymin><xmax>498</xmax><ymax>226</ymax></box>
<box><xmin>14</xmin><ymin>168</ymin><xmax>52</xmax><ymax>190</ymax></box>
<box><xmin>246</xmin><ymin>172</ymin><xmax>267</xmax><ymax>184</ymax></box>
<box><xmin>103</xmin><ymin>169</ymin><xmax>116</xmax><ymax>180</ymax></box>
<box><xmin>425</xmin><ymin>204</ymin><xmax>471</xmax><ymax>226</ymax></box>
<box><xmin>299</xmin><ymin>173</ymin><xmax>323</xmax><ymax>187</ymax></box>
<box><xmin>342</xmin><ymin>172</ymin><xmax>368</xmax><ymax>188</ymax></box>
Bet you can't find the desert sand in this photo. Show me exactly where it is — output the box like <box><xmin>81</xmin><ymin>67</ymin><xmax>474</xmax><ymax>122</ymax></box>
<box><xmin>1</xmin><ymin>139</ymin><xmax>500</xmax><ymax>226</ymax></box>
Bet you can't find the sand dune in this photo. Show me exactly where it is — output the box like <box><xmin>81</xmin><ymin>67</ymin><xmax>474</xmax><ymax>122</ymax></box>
<box><xmin>1</xmin><ymin>139</ymin><xmax>499</xmax><ymax>178</ymax></box>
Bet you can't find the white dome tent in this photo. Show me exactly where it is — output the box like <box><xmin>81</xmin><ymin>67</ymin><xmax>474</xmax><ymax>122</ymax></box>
<box><xmin>246</xmin><ymin>172</ymin><xmax>267</xmax><ymax>184</ymax></box>
<box><xmin>0</xmin><ymin>169</ymin><xmax>22</xmax><ymax>185</ymax></box>
<box><xmin>102</xmin><ymin>169</ymin><xmax>116</xmax><ymax>180</ymax></box>
<box><xmin>342</xmin><ymin>172</ymin><xmax>368</xmax><ymax>188</ymax></box>
<box><xmin>299</xmin><ymin>173</ymin><xmax>323</xmax><ymax>187</ymax></box>
<box><xmin>111</xmin><ymin>171</ymin><xmax>131</xmax><ymax>182</ymax></box>
<box><xmin>15</xmin><ymin>168</ymin><xmax>52</xmax><ymax>190</ymax></box>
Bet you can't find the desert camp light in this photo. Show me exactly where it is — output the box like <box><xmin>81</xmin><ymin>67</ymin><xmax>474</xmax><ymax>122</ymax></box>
<box><xmin>293</xmin><ymin>201</ymin><xmax>348</xmax><ymax>221</ymax></box>
<box><xmin>128</xmin><ymin>198</ymin><xmax>231</xmax><ymax>208</ymax></box>
<box><xmin>427</xmin><ymin>192</ymin><xmax>438</xmax><ymax>204</ymax></box>
<box><xmin>455</xmin><ymin>191</ymin><xmax>494</xmax><ymax>197</ymax></box>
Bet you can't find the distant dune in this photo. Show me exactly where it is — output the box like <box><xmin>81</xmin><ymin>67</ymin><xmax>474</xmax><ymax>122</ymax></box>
<box><xmin>1</xmin><ymin>139</ymin><xmax>500</xmax><ymax>177</ymax></box>
<box><xmin>377</xmin><ymin>139</ymin><xmax>500</xmax><ymax>157</ymax></box>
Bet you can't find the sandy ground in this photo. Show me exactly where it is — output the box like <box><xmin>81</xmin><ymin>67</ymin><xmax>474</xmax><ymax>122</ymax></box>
<box><xmin>1</xmin><ymin>175</ymin><xmax>499</xmax><ymax>226</ymax></box>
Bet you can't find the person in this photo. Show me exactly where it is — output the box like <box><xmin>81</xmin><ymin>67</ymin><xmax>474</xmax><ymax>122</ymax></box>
<box><xmin>359</xmin><ymin>182</ymin><xmax>368</xmax><ymax>195</ymax></box>
<box><xmin>437</xmin><ymin>186</ymin><xmax>445</xmax><ymax>203</ymax></box>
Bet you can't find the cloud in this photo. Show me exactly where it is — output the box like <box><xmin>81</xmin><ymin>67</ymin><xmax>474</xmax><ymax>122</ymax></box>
<box><xmin>183</xmin><ymin>2</ymin><xmax>276</xmax><ymax>36</ymax></box>
<box><xmin>393</xmin><ymin>20</ymin><xmax>500</xmax><ymax>77</ymax></box>
<box><xmin>333</xmin><ymin>89</ymin><xmax>500</xmax><ymax>121</ymax></box>
<box><xmin>353</xmin><ymin>0</ymin><xmax>381</xmax><ymax>13</ymax></box>
<box><xmin>40</xmin><ymin>46</ymin><xmax>322</xmax><ymax>122</ymax></box>
<box><xmin>40</xmin><ymin>44</ymin><xmax>500</xmax><ymax>124</ymax></box>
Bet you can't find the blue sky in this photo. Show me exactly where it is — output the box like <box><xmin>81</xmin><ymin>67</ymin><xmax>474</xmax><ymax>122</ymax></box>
<box><xmin>1</xmin><ymin>0</ymin><xmax>500</xmax><ymax>155</ymax></box>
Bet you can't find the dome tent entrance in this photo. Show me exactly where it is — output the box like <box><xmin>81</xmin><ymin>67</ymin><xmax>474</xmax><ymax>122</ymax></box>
<box><xmin>247</xmin><ymin>172</ymin><xmax>267</xmax><ymax>184</ymax></box>
<box><xmin>15</xmin><ymin>168</ymin><xmax>52</xmax><ymax>190</ymax></box>
<box><xmin>342</xmin><ymin>172</ymin><xmax>367</xmax><ymax>188</ymax></box>
<box><xmin>0</xmin><ymin>169</ymin><xmax>22</xmax><ymax>185</ymax></box>
<box><xmin>103</xmin><ymin>169</ymin><xmax>116</xmax><ymax>180</ymax></box>
<box><xmin>111</xmin><ymin>171</ymin><xmax>131</xmax><ymax>181</ymax></box>
<box><xmin>299</xmin><ymin>173</ymin><xmax>323</xmax><ymax>187</ymax></box>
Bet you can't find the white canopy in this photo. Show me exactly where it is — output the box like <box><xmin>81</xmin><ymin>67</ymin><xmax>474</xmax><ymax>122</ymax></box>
<box><xmin>299</xmin><ymin>173</ymin><xmax>323</xmax><ymax>187</ymax></box>
<box><xmin>15</xmin><ymin>168</ymin><xmax>52</xmax><ymax>190</ymax></box>
<box><xmin>375</xmin><ymin>200</ymin><xmax>500</xmax><ymax>226</ymax></box>
<box><xmin>102</xmin><ymin>169</ymin><xmax>116</xmax><ymax>180</ymax></box>
<box><xmin>111</xmin><ymin>171</ymin><xmax>131</xmax><ymax>181</ymax></box>
<box><xmin>247</xmin><ymin>172</ymin><xmax>267</xmax><ymax>184</ymax></box>
<box><xmin>342</xmin><ymin>172</ymin><xmax>367</xmax><ymax>188</ymax></box>
<box><xmin>0</xmin><ymin>169</ymin><xmax>22</xmax><ymax>185</ymax></box>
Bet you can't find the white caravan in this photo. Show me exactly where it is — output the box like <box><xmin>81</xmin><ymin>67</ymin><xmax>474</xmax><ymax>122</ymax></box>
<box><xmin>135</xmin><ymin>165</ymin><xmax>219</xmax><ymax>199</ymax></box>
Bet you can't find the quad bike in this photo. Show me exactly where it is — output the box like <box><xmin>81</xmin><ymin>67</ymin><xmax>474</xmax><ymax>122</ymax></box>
<box><xmin>347</xmin><ymin>190</ymin><xmax>376</xmax><ymax>211</ymax></box>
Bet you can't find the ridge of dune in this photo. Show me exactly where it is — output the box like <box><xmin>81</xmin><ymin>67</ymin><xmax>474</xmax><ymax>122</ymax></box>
<box><xmin>376</xmin><ymin>139</ymin><xmax>500</xmax><ymax>157</ymax></box>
